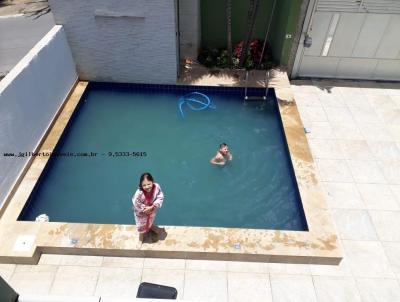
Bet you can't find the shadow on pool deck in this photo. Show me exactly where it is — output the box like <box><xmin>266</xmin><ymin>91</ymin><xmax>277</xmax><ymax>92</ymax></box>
<box><xmin>142</xmin><ymin>229</ymin><xmax>168</xmax><ymax>244</ymax></box>
<box><xmin>178</xmin><ymin>63</ymin><xmax>288</xmax><ymax>89</ymax></box>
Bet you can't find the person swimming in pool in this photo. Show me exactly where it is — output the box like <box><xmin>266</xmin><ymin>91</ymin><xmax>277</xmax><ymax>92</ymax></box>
<box><xmin>132</xmin><ymin>172</ymin><xmax>165</xmax><ymax>242</ymax></box>
<box><xmin>210</xmin><ymin>143</ymin><xmax>233</xmax><ymax>166</ymax></box>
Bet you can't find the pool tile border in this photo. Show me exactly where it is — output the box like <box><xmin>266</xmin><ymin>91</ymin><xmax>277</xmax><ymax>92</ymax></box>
<box><xmin>88</xmin><ymin>81</ymin><xmax>267</xmax><ymax>96</ymax></box>
<box><xmin>0</xmin><ymin>69</ymin><xmax>342</xmax><ymax>264</ymax></box>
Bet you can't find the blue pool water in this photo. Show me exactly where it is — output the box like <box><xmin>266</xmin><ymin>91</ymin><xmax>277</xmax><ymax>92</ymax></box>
<box><xmin>19</xmin><ymin>83</ymin><xmax>307</xmax><ymax>231</ymax></box>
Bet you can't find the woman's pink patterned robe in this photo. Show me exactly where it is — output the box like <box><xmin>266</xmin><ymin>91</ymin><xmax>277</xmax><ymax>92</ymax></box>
<box><xmin>132</xmin><ymin>183</ymin><xmax>164</xmax><ymax>233</ymax></box>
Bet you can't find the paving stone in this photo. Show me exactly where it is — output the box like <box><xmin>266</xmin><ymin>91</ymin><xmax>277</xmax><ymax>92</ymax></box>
<box><xmin>228</xmin><ymin>272</ymin><xmax>272</xmax><ymax>302</ymax></box>
<box><xmin>270</xmin><ymin>274</ymin><xmax>317</xmax><ymax>302</ymax></box>
<box><xmin>323</xmin><ymin>182</ymin><xmax>365</xmax><ymax>209</ymax></box>
<box><xmin>342</xmin><ymin>240</ymin><xmax>394</xmax><ymax>278</ymax></box>
<box><xmin>95</xmin><ymin>267</ymin><xmax>141</xmax><ymax>298</ymax></box>
<box><xmin>10</xmin><ymin>265</ymin><xmax>57</xmax><ymax>296</ymax></box>
<box><xmin>50</xmin><ymin>266</ymin><xmax>99</xmax><ymax>296</ymax></box>
<box><xmin>356</xmin><ymin>278</ymin><xmax>400</xmax><ymax>302</ymax></box>
<box><xmin>313</xmin><ymin>276</ymin><xmax>362</xmax><ymax>302</ymax></box>
<box><xmin>59</xmin><ymin>255</ymin><xmax>103</xmax><ymax>267</ymax></box>
<box><xmin>316</xmin><ymin>159</ymin><xmax>354</xmax><ymax>182</ymax></box>
<box><xmin>101</xmin><ymin>256</ymin><xmax>144</xmax><ymax>268</ymax></box>
<box><xmin>357</xmin><ymin>184</ymin><xmax>399</xmax><ymax>210</ymax></box>
<box><xmin>143</xmin><ymin>258</ymin><xmax>185</xmax><ymax>270</ymax></box>
<box><xmin>184</xmin><ymin>270</ymin><xmax>227</xmax><ymax>302</ymax></box>
<box><xmin>347</xmin><ymin>160</ymin><xmax>386</xmax><ymax>184</ymax></box>
<box><xmin>369</xmin><ymin>210</ymin><xmax>400</xmax><ymax>241</ymax></box>
<box><xmin>331</xmin><ymin>209</ymin><xmax>378</xmax><ymax>240</ymax></box>
<box><xmin>0</xmin><ymin>264</ymin><xmax>16</xmax><ymax>282</ymax></box>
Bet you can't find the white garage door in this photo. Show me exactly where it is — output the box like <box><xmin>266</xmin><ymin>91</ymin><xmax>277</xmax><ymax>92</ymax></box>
<box><xmin>292</xmin><ymin>0</ymin><xmax>400</xmax><ymax>80</ymax></box>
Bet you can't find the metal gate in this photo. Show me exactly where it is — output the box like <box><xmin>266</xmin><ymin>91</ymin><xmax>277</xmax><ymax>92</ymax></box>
<box><xmin>292</xmin><ymin>0</ymin><xmax>400</xmax><ymax>80</ymax></box>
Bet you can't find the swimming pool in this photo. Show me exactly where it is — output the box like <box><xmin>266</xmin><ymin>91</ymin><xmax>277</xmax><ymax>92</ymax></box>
<box><xmin>18</xmin><ymin>83</ymin><xmax>307</xmax><ymax>231</ymax></box>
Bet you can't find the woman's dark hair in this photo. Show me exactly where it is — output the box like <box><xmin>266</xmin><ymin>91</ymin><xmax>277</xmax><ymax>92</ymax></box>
<box><xmin>139</xmin><ymin>172</ymin><xmax>154</xmax><ymax>190</ymax></box>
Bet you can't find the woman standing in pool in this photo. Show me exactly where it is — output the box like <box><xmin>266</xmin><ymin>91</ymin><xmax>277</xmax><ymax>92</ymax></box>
<box><xmin>132</xmin><ymin>172</ymin><xmax>164</xmax><ymax>242</ymax></box>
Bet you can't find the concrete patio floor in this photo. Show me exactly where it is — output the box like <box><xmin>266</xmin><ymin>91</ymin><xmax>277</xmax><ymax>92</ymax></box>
<box><xmin>1</xmin><ymin>79</ymin><xmax>400</xmax><ymax>301</ymax></box>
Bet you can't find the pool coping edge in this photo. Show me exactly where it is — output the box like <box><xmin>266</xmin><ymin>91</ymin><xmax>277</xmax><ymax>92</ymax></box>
<box><xmin>0</xmin><ymin>70</ymin><xmax>342</xmax><ymax>265</ymax></box>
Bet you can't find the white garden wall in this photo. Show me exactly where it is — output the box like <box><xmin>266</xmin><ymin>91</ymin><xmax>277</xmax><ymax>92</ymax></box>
<box><xmin>48</xmin><ymin>0</ymin><xmax>178</xmax><ymax>84</ymax></box>
<box><xmin>0</xmin><ymin>25</ymin><xmax>77</xmax><ymax>211</ymax></box>
<box><xmin>179</xmin><ymin>0</ymin><xmax>201</xmax><ymax>61</ymax></box>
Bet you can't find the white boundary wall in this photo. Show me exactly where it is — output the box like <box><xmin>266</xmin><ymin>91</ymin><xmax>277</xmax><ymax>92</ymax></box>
<box><xmin>179</xmin><ymin>0</ymin><xmax>201</xmax><ymax>61</ymax></box>
<box><xmin>49</xmin><ymin>0</ymin><xmax>178</xmax><ymax>84</ymax></box>
<box><xmin>0</xmin><ymin>25</ymin><xmax>77</xmax><ymax>211</ymax></box>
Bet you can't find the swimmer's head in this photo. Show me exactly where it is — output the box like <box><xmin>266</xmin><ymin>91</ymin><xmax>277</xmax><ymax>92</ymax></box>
<box><xmin>219</xmin><ymin>143</ymin><xmax>229</xmax><ymax>155</ymax></box>
<box><xmin>139</xmin><ymin>172</ymin><xmax>154</xmax><ymax>192</ymax></box>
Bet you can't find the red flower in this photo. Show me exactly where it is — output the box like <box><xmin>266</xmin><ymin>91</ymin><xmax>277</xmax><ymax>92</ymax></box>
<box><xmin>233</xmin><ymin>39</ymin><xmax>265</xmax><ymax>61</ymax></box>
<box><xmin>233</xmin><ymin>41</ymin><xmax>243</xmax><ymax>58</ymax></box>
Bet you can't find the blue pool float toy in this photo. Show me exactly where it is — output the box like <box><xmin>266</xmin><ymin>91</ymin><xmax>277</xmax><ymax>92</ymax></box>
<box><xmin>178</xmin><ymin>92</ymin><xmax>215</xmax><ymax>118</ymax></box>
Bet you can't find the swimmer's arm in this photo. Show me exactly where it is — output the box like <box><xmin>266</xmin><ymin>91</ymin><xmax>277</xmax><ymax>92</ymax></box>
<box><xmin>227</xmin><ymin>152</ymin><xmax>233</xmax><ymax>161</ymax></box>
<box><xmin>210</xmin><ymin>158</ymin><xmax>226</xmax><ymax>165</ymax></box>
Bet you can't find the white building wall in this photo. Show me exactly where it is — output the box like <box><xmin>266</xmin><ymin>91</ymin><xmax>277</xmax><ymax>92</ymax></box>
<box><xmin>0</xmin><ymin>25</ymin><xmax>77</xmax><ymax>210</ymax></box>
<box><xmin>292</xmin><ymin>0</ymin><xmax>400</xmax><ymax>80</ymax></box>
<box><xmin>179</xmin><ymin>0</ymin><xmax>201</xmax><ymax>61</ymax></box>
<box><xmin>48</xmin><ymin>0</ymin><xmax>178</xmax><ymax>84</ymax></box>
